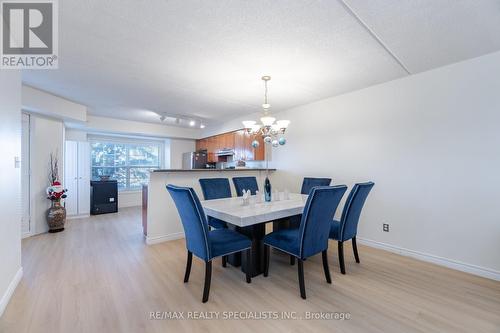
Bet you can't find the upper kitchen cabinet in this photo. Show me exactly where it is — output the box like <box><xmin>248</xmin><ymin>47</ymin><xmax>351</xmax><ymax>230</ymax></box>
<box><xmin>197</xmin><ymin>130</ymin><xmax>265</xmax><ymax>162</ymax></box>
<box><xmin>221</xmin><ymin>132</ymin><xmax>235</xmax><ymax>150</ymax></box>
<box><xmin>195</xmin><ymin>138</ymin><xmax>208</xmax><ymax>152</ymax></box>
<box><xmin>242</xmin><ymin>131</ymin><xmax>265</xmax><ymax>161</ymax></box>
<box><xmin>251</xmin><ymin>133</ymin><xmax>265</xmax><ymax>161</ymax></box>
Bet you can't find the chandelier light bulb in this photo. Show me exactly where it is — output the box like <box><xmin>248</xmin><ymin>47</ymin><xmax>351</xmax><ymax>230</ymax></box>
<box><xmin>276</xmin><ymin>119</ymin><xmax>290</xmax><ymax>129</ymax></box>
<box><xmin>250</xmin><ymin>124</ymin><xmax>261</xmax><ymax>133</ymax></box>
<box><xmin>271</xmin><ymin>124</ymin><xmax>281</xmax><ymax>133</ymax></box>
<box><xmin>260</xmin><ymin>116</ymin><xmax>276</xmax><ymax>127</ymax></box>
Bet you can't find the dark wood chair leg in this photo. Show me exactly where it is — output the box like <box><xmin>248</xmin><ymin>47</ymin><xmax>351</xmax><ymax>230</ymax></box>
<box><xmin>202</xmin><ymin>261</ymin><xmax>212</xmax><ymax>303</ymax></box>
<box><xmin>290</xmin><ymin>255</ymin><xmax>295</xmax><ymax>266</ymax></box>
<box><xmin>246</xmin><ymin>249</ymin><xmax>252</xmax><ymax>283</ymax></box>
<box><xmin>352</xmin><ymin>237</ymin><xmax>360</xmax><ymax>263</ymax></box>
<box><xmin>298</xmin><ymin>259</ymin><xmax>306</xmax><ymax>299</ymax></box>
<box><xmin>338</xmin><ymin>241</ymin><xmax>346</xmax><ymax>274</ymax></box>
<box><xmin>263</xmin><ymin>245</ymin><xmax>270</xmax><ymax>277</ymax></box>
<box><xmin>184</xmin><ymin>251</ymin><xmax>193</xmax><ymax>283</ymax></box>
<box><xmin>222</xmin><ymin>255</ymin><xmax>227</xmax><ymax>267</ymax></box>
<box><xmin>322</xmin><ymin>250</ymin><xmax>332</xmax><ymax>284</ymax></box>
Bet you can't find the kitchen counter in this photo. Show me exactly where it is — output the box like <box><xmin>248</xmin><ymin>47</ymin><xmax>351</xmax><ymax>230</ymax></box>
<box><xmin>152</xmin><ymin>168</ymin><xmax>276</xmax><ymax>172</ymax></box>
<box><xmin>144</xmin><ymin>168</ymin><xmax>276</xmax><ymax>245</ymax></box>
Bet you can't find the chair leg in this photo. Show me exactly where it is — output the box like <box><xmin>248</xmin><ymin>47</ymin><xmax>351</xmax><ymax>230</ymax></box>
<box><xmin>290</xmin><ymin>255</ymin><xmax>295</xmax><ymax>266</ymax></box>
<box><xmin>338</xmin><ymin>241</ymin><xmax>346</xmax><ymax>274</ymax></box>
<box><xmin>222</xmin><ymin>255</ymin><xmax>227</xmax><ymax>267</ymax></box>
<box><xmin>184</xmin><ymin>251</ymin><xmax>193</xmax><ymax>283</ymax></box>
<box><xmin>298</xmin><ymin>259</ymin><xmax>306</xmax><ymax>299</ymax></box>
<box><xmin>322</xmin><ymin>250</ymin><xmax>332</xmax><ymax>284</ymax></box>
<box><xmin>202</xmin><ymin>261</ymin><xmax>212</xmax><ymax>303</ymax></box>
<box><xmin>246</xmin><ymin>249</ymin><xmax>252</xmax><ymax>283</ymax></box>
<box><xmin>264</xmin><ymin>245</ymin><xmax>270</xmax><ymax>277</ymax></box>
<box><xmin>352</xmin><ymin>237</ymin><xmax>360</xmax><ymax>263</ymax></box>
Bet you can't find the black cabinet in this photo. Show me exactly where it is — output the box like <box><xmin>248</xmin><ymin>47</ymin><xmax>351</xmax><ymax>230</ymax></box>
<box><xmin>90</xmin><ymin>180</ymin><xmax>118</xmax><ymax>215</ymax></box>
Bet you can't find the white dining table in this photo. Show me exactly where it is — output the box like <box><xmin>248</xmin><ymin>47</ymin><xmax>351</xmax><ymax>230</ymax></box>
<box><xmin>201</xmin><ymin>193</ymin><xmax>308</xmax><ymax>227</ymax></box>
<box><xmin>201</xmin><ymin>193</ymin><xmax>308</xmax><ymax>276</ymax></box>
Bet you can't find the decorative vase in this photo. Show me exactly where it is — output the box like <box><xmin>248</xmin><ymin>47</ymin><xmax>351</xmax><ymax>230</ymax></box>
<box><xmin>46</xmin><ymin>200</ymin><xmax>66</xmax><ymax>233</ymax></box>
<box><xmin>264</xmin><ymin>176</ymin><xmax>272</xmax><ymax>202</ymax></box>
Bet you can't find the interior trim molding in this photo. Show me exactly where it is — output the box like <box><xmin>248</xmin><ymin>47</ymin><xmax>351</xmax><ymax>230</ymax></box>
<box><xmin>337</xmin><ymin>0</ymin><xmax>412</xmax><ymax>75</ymax></box>
<box><xmin>145</xmin><ymin>232</ymin><xmax>185</xmax><ymax>245</ymax></box>
<box><xmin>0</xmin><ymin>267</ymin><xmax>23</xmax><ymax>317</ymax></box>
<box><xmin>67</xmin><ymin>214</ymin><xmax>90</xmax><ymax>220</ymax></box>
<box><xmin>357</xmin><ymin>237</ymin><xmax>500</xmax><ymax>281</ymax></box>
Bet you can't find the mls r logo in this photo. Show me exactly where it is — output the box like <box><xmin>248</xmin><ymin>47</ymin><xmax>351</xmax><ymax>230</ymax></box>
<box><xmin>1</xmin><ymin>1</ymin><xmax>54</xmax><ymax>55</ymax></box>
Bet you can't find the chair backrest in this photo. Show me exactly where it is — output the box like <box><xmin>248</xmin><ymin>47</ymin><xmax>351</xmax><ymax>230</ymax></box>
<box><xmin>298</xmin><ymin>185</ymin><xmax>347</xmax><ymax>259</ymax></box>
<box><xmin>232</xmin><ymin>176</ymin><xmax>259</xmax><ymax>196</ymax></box>
<box><xmin>339</xmin><ymin>182</ymin><xmax>375</xmax><ymax>241</ymax></box>
<box><xmin>301</xmin><ymin>177</ymin><xmax>332</xmax><ymax>195</ymax></box>
<box><xmin>166</xmin><ymin>184</ymin><xmax>211</xmax><ymax>261</ymax></box>
<box><xmin>199</xmin><ymin>178</ymin><xmax>232</xmax><ymax>200</ymax></box>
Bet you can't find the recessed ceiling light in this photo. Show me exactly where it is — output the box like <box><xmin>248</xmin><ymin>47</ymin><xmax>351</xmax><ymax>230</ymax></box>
<box><xmin>189</xmin><ymin>120</ymin><xmax>196</xmax><ymax>127</ymax></box>
<box><xmin>200</xmin><ymin>124</ymin><xmax>206</xmax><ymax>129</ymax></box>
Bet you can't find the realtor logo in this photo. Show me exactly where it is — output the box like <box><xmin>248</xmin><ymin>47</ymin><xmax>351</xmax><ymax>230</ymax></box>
<box><xmin>1</xmin><ymin>0</ymin><xmax>58</xmax><ymax>69</ymax></box>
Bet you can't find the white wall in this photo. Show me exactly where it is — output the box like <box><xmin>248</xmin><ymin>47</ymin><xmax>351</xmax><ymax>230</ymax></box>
<box><xmin>30</xmin><ymin>116</ymin><xmax>65</xmax><ymax>235</ymax></box>
<box><xmin>208</xmin><ymin>51</ymin><xmax>500</xmax><ymax>280</ymax></box>
<box><xmin>168</xmin><ymin>139</ymin><xmax>196</xmax><ymax>169</ymax></box>
<box><xmin>80</xmin><ymin>116</ymin><xmax>201</xmax><ymax>140</ymax></box>
<box><xmin>65</xmin><ymin>129</ymin><xmax>87</xmax><ymax>141</ymax></box>
<box><xmin>269</xmin><ymin>51</ymin><xmax>500</xmax><ymax>279</ymax></box>
<box><xmin>22</xmin><ymin>85</ymin><xmax>87</xmax><ymax>122</ymax></box>
<box><xmin>0</xmin><ymin>71</ymin><xmax>22</xmax><ymax>316</ymax></box>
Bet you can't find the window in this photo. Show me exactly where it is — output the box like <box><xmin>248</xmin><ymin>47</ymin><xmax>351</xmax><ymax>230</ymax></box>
<box><xmin>90</xmin><ymin>140</ymin><xmax>162</xmax><ymax>191</ymax></box>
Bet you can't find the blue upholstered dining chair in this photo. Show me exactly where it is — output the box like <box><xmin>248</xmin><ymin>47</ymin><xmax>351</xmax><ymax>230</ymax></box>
<box><xmin>199</xmin><ymin>178</ymin><xmax>231</xmax><ymax>230</ymax></box>
<box><xmin>329</xmin><ymin>182</ymin><xmax>374</xmax><ymax>274</ymax></box>
<box><xmin>288</xmin><ymin>177</ymin><xmax>333</xmax><ymax>229</ymax></box>
<box><xmin>232</xmin><ymin>176</ymin><xmax>259</xmax><ymax>196</ymax></box>
<box><xmin>263</xmin><ymin>185</ymin><xmax>347</xmax><ymax>299</ymax></box>
<box><xmin>166</xmin><ymin>184</ymin><xmax>252</xmax><ymax>303</ymax></box>
<box><xmin>286</xmin><ymin>177</ymin><xmax>333</xmax><ymax>266</ymax></box>
<box><xmin>301</xmin><ymin>177</ymin><xmax>332</xmax><ymax>195</ymax></box>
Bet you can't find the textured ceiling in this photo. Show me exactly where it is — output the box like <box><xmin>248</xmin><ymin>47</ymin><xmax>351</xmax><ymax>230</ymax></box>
<box><xmin>22</xmin><ymin>0</ymin><xmax>500</xmax><ymax>127</ymax></box>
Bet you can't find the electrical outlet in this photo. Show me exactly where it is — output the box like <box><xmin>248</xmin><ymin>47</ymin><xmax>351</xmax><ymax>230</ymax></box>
<box><xmin>383</xmin><ymin>223</ymin><xmax>389</xmax><ymax>232</ymax></box>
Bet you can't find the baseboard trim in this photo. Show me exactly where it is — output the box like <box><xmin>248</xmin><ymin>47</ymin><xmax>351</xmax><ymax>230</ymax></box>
<box><xmin>21</xmin><ymin>231</ymin><xmax>32</xmax><ymax>239</ymax></box>
<box><xmin>357</xmin><ymin>237</ymin><xmax>500</xmax><ymax>281</ymax></box>
<box><xmin>0</xmin><ymin>267</ymin><xmax>23</xmax><ymax>317</ymax></box>
<box><xmin>145</xmin><ymin>232</ymin><xmax>185</xmax><ymax>245</ymax></box>
<box><xmin>67</xmin><ymin>214</ymin><xmax>90</xmax><ymax>220</ymax></box>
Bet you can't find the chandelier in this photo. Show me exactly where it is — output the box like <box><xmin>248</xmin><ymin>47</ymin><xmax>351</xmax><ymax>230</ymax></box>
<box><xmin>242</xmin><ymin>76</ymin><xmax>290</xmax><ymax>148</ymax></box>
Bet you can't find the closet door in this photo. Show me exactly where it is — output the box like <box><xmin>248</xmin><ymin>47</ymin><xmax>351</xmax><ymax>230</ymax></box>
<box><xmin>64</xmin><ymin>141</ymin><xmax>78</xmax><ymax>216</ymax></box>
<box><xmin>77</xmin><ymin>142</ymin><xmax>90</xmax><ymax>215</ymax></box>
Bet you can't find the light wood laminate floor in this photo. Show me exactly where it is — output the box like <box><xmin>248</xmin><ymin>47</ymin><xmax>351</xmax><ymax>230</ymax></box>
<box><xmin>1</xmin><ymin>207</ymin><xmax>499</xmax><ymax>333</ymax></box>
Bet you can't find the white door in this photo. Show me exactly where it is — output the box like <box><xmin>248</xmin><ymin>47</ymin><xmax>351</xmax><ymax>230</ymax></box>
<box><xmin>64</xmin><ymin>141</ymin><xmax>78</xmax><ymax>215</ymax></box>
<box><xmin>21</xmin><ymin>113</ymin><xmax>31</xmax><ymax>237</ymax></box>
<box><xmin>77</xmin><ymin>142</ymin><xmax>90</xmax><ymax>215</ymax></box>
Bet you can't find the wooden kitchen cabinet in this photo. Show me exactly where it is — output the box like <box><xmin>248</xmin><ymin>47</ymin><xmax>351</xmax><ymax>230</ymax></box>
<box><xmin>222</xmin><ymin>132</ymin><xmax>235</xmax><ymax>150</ymax></box>
<box><xmin>196</xmin><ymin>130</ymin><xmax>266</xmax><ymax>163</ymax></box>
<box><xmin>234</xmin><ymin>130</ymin><xmax>246</xmax><ymax>161</ymax></box>
<box><xmin>196</xmin><ymin>138</ymin><xmax>208</xmax><ymax>152</ymax></box>
<box><xmin>252</xmin><ymin>134</ymin><xmax>265</xmax><ymax>161</ymax></box>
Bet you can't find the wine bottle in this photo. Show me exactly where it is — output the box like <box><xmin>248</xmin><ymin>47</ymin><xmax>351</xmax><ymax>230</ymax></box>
<box><xmin>264</xmin><ymin>176</ymin><xmax>272</xmax><ymax>202</ymax></box>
